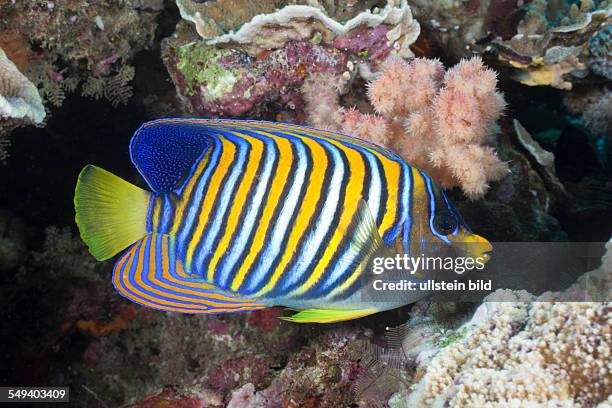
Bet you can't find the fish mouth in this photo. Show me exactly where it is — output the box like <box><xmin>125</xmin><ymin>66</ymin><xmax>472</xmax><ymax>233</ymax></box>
<box><xmin>471</xmin><ymin>234</ymin><xmax>493</xmax><ymax>263</ymax></box>
<box><xmin>456</xmin><ymin>233</ymin><xmax>493</xmax><ymax>263</ymax></box>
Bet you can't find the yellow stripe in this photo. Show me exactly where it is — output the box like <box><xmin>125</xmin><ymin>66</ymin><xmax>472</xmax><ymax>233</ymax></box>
<box><xmin>169</xmin><ymin>148</ymin><xmax>212</xmax><ymax>235</ymax></box>
<box><xmin>151</xmin><ymin>197</ymin><xmax>161</xmax><ymax>232</ymax></box>
<box><xmin>288</xmin><ymin>138</ymin><xmax>366</xmax><ymax>296</ymax></box>
<box><xmin>230</xmin><ymin>131</ymin><xmax>294</xmax><ymax>290</ymax></box>
<box><xmin>252</xmin><ymin>135</ymin><xmax>328</xmax><ymax>295</ymax></box>
<box><xmin>279</xmin><ymin>123</ymin><xmax>400</xmax><ymax>236</ymax></box>
<box><xmin>145</xmin><ymin>235</ymin><xmax>264</xmax><ymax>307</ymax></box>
<box><xmin>276</xmin><ymin>124</ymin><xmax>400</xmax><ymax>298</ymax></box>
<box><xmin>376</xmin><ymin>153</ymin><xmax>400</xmax><ymax>236</ymax></box>
<box><xmin>207</xmin><ymin>132</ymin><xmax>263</xmax><ymax>280</ymax></box>
<box><xmin>186</xmin><ymin>136</ymin><xmax>236</xmax><ymax>273</ymax></box>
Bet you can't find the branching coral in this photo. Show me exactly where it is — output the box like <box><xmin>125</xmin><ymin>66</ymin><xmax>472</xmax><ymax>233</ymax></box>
<box><xmin>303</xmin><ymin>56</ymin><xmax>508</xmax><ymax>199</ymax></box>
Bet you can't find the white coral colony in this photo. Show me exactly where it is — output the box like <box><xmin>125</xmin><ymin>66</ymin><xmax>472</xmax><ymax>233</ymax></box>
<box><xmin>0</xmin><ymin>48</ymin><xmax>45</xmax><ymax>125</ymax></box>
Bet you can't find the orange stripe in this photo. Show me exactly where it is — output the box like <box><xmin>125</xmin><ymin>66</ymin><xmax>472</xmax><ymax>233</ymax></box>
<box><xmin>252</xmin><ymin>134</ymin><xmax>328</xmax><ymax>295</ymax></box>
<box><xmin>133</xmin><ymin>236</ymin><xmax>262</xmax><ymax>308</ymax></box>
<box><xmin>230</xmin><ymin>131</ymin><xmax>293</xmax><ymax>290</ymax></box>
<box><xmin>187</xmin><ymin>136</ymin><xmax>236</xmax><ymax>271</ymax></box>
<box><xmin>114</xmin><ymin>239</ymin><xmax>262</xmax><ymax>313</ymax></box>
<box><xmin>208</xmin><ymin>132</ymin><xmax>263</xmax><ymax>280</ymax></box>
<box><xmin>149</xmin><ymin>235</ymin><xmax>263</xmax><ymax>306</ymax></box>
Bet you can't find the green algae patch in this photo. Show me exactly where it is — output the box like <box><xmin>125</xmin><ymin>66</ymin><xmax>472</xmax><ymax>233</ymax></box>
<box><xmin>438</xmin><ymin>326</ymin><xmax>469</xmax><ymax>349</ymax></box>
<box><xmin>176</xmin><ymin>42</ymin><xmax>239</xmax><ymax>99</ymax></box>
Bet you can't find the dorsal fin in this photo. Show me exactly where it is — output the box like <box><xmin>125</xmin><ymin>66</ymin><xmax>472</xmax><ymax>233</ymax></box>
<box><xmin>113</xmin><ymin>233</ymin><xmax>265</xmax><ymax>313</ymax></box>
<box><xmin>130</xmin><ymin>120</ymin><xmax>210</xmax><ymax>192</ymax></box>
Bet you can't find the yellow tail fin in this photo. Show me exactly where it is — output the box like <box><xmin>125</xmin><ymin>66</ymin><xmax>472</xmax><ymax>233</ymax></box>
<box><xmin>74</xmin><ymin>165</ymin><xmax>150</xmax><ymax>261</ymax></box>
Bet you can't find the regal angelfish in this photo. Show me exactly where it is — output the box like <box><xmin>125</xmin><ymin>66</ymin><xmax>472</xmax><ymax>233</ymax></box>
<box><xmin>74</xmin><ymin>119</ymin><xmax>491</xmax><ymax>323</ymax></box>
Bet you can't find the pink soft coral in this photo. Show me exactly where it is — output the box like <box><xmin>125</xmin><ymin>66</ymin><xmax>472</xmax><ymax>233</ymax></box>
<box><xmin>303</xmin><ymin>56</ymin><xmax>508</xmax><ymax>199</ymax></box>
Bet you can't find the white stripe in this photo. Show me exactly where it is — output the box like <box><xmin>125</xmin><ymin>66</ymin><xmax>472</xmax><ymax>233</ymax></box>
<box><xmin>243</xmin><ymin>139</ymin><xmax>308</xmax><ymax>291</ymax></box>
<box><xmin>217</xmin><ymin>135</ymin><xmax>277</xmax><ymax>286</ymax></box>
<box><xmin>280</xmin><ymin>140</ymin><xmax>344</xmax><ymax>291</ymax></box>
<box><xmin>365</xmin><ymin>152</ymin><xmax>382</xmax><ymax>224</ymax></box>
<box><xmin>193</xmin><ymin>136</ymin><xmax>249</xmax><ymax>272</ymax></box>
<box><xmin>177</xmin><ymin>138</ymin><xmax>222</xmax><ymax>252</ymax></box>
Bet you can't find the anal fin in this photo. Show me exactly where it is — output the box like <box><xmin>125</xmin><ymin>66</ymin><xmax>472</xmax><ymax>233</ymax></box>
<box><xmin>113</xmin><ymin>233</ymin><xmax>265</xmax><ymax>314</ymax></box>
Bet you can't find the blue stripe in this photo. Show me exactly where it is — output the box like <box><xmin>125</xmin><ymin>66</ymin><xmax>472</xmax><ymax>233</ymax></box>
<box><xmin>216</xmin><ymin>130</ymin><xmax>277</xmax><ymax>287</ymax></box>
<box><xmin>402</xmin><ymin>164</ymin><xmax>413</xmax><ymax>252</ymax></box>
<box><xmin>276</xmin><ymin>137</ymin><xmax>344</xmax><ymax>293</ymax></box>
<box><xmin>420</xmin><ymin>170</ymin><xmax>450</xmax><ymax>244</ymax></box>
<box><xmin>194</xmin><ymin>132</ymin><xmax>250</xmax><ymax>279</ymax></box>
<box><xmin>158</xmin><ymin>194</ymin><xmax>173</xmax><ymax>233</ymax></box>
<box><xmin>178</xmin><ymin>137</ymin><xmax>223</xmax><ymax>259</ymax></box>
<box><xmin>242</xmin><ymin>132</ymin><xmax>308</xmax><ymax>292</ymax></box>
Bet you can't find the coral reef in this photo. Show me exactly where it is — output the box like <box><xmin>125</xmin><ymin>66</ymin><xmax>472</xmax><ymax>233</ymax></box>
<box><xmin>176</xmin><ymin>0</ymin><xmax>390</xmax><ymax>41</ymax></box>
<box><xmin>205</xmin><ymin>1</ymin><xmax>420</xmax><ymax>61</ymax></box>
<box><xmin>303</xmin><ymin>56</ymin><xmax>508</xmax><ymax>198</ymax></box>
<box><xmin>1</xmin><ymin>1</ymin><xmax>611</xmax><ymax>408</ymax></box>
<box><xmin>583</xmin><ymin>88</ymin><xmax>612</xmax><ymax>136</ymax></box>
<box><xmin>407</xmin><ymin>0</ymin><xmax>526</xmax><ymax>59</ymax></box>
<box><xmin>177</xmin><ymin>0</ymin><xmax>419</xmax><ymax>61</ymax></box>
<box><xmin>0</xmin><ymin>0</ymin><xmax>160</xmax><ymax>110</ymax></box>
<box><xmin>590</xmin><ymin>22</ymin><xmax>612</xmax><ymax>80</ymax></box>
<box><xmin>163</xmin><ymin>0</ymin><xmax>421</xmax><ymax>118</ymax></box>
<box><xmin>492</xmin><ymin>2</ymin><xmax>611</xmax><ymax>89</ymax></box>
<box><xmin>0</xmin><ymin>47</ymin><xmax>45</xmax><ymax>160</ymax></box>
<box><xmin>385</xmin><ymin>237</ymin><xmax>612</xmax><ymax>408</ymax></box>
<box><xmin>163</xmin><ymin>31</ymin><xmax>351</xmax><ymax>118</ymax></box>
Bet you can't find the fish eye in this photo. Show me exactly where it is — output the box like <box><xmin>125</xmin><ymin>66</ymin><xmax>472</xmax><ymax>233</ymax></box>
<box><xmin>434</xmin><ymin>211</ymin><xmax>457</xmax><ymax>235</ymax></box>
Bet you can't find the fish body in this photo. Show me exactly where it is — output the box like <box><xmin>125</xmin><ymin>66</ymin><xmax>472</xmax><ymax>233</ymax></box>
<box><xmin>74</xmin><ymin>119</ymin><xmax>491</xmax><ymax>322</ymax></box>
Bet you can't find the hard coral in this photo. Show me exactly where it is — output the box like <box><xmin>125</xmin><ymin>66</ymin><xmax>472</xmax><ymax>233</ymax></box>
<box><xmin>589</xmin><ymin>22</ymin><xmax>612</xmax><ymax>80</ymax></box>
<box><xmin>583</xmin><ymin>89</ymin><xmax>612</xmax><ymax>136</ymax></box>
<box><xmin>492</xmin><ymin>3</ymin><xmax>611</xmax><ymax>90</ymax></box>
<box><xmin>0</xmin><ymin>0</ymin><xmax>158</xmax><ymax>110</ymax></box>
<box><xmin>391</xmin><ymin>237</ymin><xmax>612</xmax><ymax>408</ymax></box>
<box><xmin>0</xmin><ymin>47</ymin><xmax>45</xmax><ymax>159</ymax></box>
<box><xmin>178</xmin><ymin>0</ymin><xmax>420</xmax><ymax>64</ymax></box>
<box><xmin>304</xmin><ymin>56</ymin><xmax>508</xmax><ymax>199</ymax></box>
<box><xmin>0</xmin><ymin>48</ymin><xmax>45</xmax><ymax>125</ymax></box>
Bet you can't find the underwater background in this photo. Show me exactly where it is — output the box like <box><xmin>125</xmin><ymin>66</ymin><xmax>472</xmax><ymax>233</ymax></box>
<box><xmin>0</xmin><ymin>0</ymin><xmax>611</xmax><ymax>407</ymax></box>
